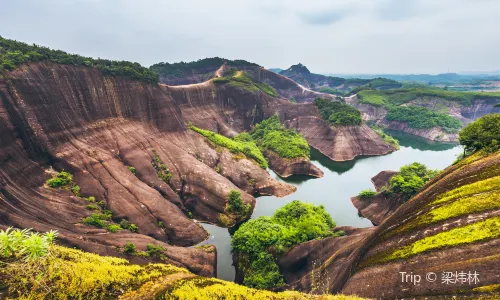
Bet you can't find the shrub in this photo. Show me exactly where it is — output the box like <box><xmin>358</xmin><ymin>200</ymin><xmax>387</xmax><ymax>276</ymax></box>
<box><xmin>0</xmin><ymin>228</ymin><xmax>57</xmax><ymax>261</ymax></box>
<box><xmin>459</xmin><ymin>113</ymin><xmax>500</xmax><ymax>153</ymax></box>
<box><xmin>151</xmin><ymin>150</ymin><xmax>173</xmax><ymax>183</ymax></box>
<box><xmin>243</xmin><ymin>252</ymin><xmax>284</xmax><ymax>289</ymax></box>
<box><xmin>106</xmin><ymin>224</ymin><xmax>121</xmax><ymax>233</ymax></box>
<box><xmin>120</xmin><ymin>219</ymin><xmax>138</xmax><ymax>232</ymax></box>
<box><xmin>46</xmin><ymin>171</ymin><xmax>73</xmax><ymax>188</ymax></box>
<box><xmin>249</xmin><ymin>114</ymin><xmax>310</xmax><ymax>159</ymax></box>
<box><xmin>358</xmin><ymin>189</ymin><xmax>377</xmax><ymax>198</ymax></box>
<box><xmin>226</xmin><ymin>190</ymin><xmax>251</xmax><ymax>216</ymax></box>
<box><xmin>232</xmin><ymin>201</ymin><xmax>336</xmax><ymax>289</ymax></box>
<box><xmin>123</xmin><ymin>242</ymin><xmax>136</xmax><ymax>254</ymax></box>
<box><xmin>86</xmin><ymin>204</ymin><xmax>98</xmax><ymax>210</ymax></box>
<box><xmin>128</xmin><ymin>166</ymin><xmax>136</xmax><ymax>175</ymax></box>
<box><xmin>389</xmin><ymin>162</ymin><xmax>439</xmax><ymax>200</ymax></box>
<box><xmin>82</xmin><ymin>212</ymin><xmax>119</xmax><ymax>232</ymax></box>
<box><xmin>313</xmin><ymin>98</ymin><xmax>362</xmax><ymax>126</ymax></box>
<box><xmin>146</xmin><ymin>244</ymin><xmax>166</xmax><ymax>257</ymax></box>
<box><xmin>82</xmin><ymin>213</ymin><xmax>107</xmax><ymax>228</ymax></box>
<box><xmin>71</xmin><ymin>185</ymin><xmax>81</xmax><ymax>196</ymax></box>
<box><xmin>371</xmin><ymin>126</ymin><xmax>400</xmax><ymax>149</ymax></box>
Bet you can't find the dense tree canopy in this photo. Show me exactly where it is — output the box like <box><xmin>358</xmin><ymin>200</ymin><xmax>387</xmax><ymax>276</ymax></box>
<box><xmin>250</xmin><ymin>114</ymin><xmax>310</xmax><ymax>159</ymax></box>
<box><xmin>313</xmin><ymin>98</ymin><xmax>363</xmax><ymax>126</ymax></box>
<box><xmin>386</xmin><ymin>106</ymin><xmax>463</xmax><ymax>132</ymax></box>
<box><xmin>232</xmin><ymin>201</ymin><xmax>338</xmax><ymax>289</ymax></box>
<box><xmin>459</xmin><ymin>113</ymin><xmax>500</xmax><ymax>153</ymax></box>
<box><xmin>0</xmin><ymin>36</ymin><xmax>158</xmax><ymax>83</ymax></box>
<box><xmin>388</xmin><ymin>162</ymin><xmax>440</xmax><ymax>200</ymax></box>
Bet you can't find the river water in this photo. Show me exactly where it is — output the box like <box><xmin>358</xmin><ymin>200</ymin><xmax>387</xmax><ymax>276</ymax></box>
<box><xmin>198</xmin><ymin>131</ymin><xmax>462</xmax><ymax>281</ymax></box>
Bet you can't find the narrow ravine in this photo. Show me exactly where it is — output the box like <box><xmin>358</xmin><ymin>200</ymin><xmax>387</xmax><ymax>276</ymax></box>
<box><xmin>197</xmin><ymin>132</ymin><xmax>462</xmax><ymax>281</ymax></box>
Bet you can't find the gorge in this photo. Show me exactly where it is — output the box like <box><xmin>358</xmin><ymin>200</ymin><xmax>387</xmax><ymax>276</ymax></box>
<box><xmin>1</xmin><ymin>36</ymin><xmax>499</xmax><ymax>299</ymax></box>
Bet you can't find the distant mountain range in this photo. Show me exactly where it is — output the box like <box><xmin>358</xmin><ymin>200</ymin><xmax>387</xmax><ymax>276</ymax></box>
<box><xmin>322</xmin><ymin>72</ymin><xmax>500</xmax><ymax>85</ymax></box>
<box><xmin>274</xmin><ymin>63</ymin><xmax>402</xmax><ymax>93</ymax></box>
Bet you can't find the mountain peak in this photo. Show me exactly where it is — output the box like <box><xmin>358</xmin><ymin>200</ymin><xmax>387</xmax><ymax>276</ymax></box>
<box><xmin>285</xmin><ymin>63</ymin><xmax>311</xmax><ymax>75</ymax></box>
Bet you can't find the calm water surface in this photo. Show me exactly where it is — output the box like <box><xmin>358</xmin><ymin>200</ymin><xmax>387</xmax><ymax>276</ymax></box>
<box><xmin>198</xmin><ymin>132</ymin><xmax>462</xmax><ymax>281</ymax></box>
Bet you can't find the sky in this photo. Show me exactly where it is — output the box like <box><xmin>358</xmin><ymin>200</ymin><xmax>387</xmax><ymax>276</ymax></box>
<box><xmin>1</xmin><ymin>0</ymin><xmax>499</xmax><ymax>74</ymax></box>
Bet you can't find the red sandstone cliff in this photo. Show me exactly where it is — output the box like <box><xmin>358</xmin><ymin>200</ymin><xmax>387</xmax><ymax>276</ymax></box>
<box><xmin>0</xmin><ymin>61</ymin><xmax>397</xmax><ymax>279</ymax></box>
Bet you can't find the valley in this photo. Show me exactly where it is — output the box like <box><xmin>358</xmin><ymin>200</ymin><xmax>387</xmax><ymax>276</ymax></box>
<box><xmin>0</xmin><ymin>35</ymin><xmax>499</xmax><ymax>299</ymax></box>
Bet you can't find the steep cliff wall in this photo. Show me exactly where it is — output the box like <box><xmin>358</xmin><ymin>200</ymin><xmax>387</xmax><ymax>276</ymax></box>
<box><xmin>351</xmin><ymin>170</ymin><xmax>403</xmax><ymax>225</ymax></box>
<box><xmin>346</xmin><ymin>95</ymin><xmax>459</xmax><ymax>142</ymax></box>
<box><xmin>0</xmin><ymin>62</ymin><xmax>296</xmax><ymax>275</ymax></box>
<box><xmin>347</xmin><ymin>94</ymin><xmax>500</xmax><ymax>142</ymax></box>
<box><xmin>0</xmin><ymin>61</ymin><xmax>400</xmax><ymax>284</ymax></box>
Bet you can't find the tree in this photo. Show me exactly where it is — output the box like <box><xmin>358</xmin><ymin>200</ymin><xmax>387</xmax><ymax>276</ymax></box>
<box><xmin>389</xmin><ymin>162</ymin><xmax>439</xmax><ymax>200</ymax></box>
<box><xmin>459</xmin><ymin>114</ymin><xmax>500</xmax><ymax>153</ymax></box>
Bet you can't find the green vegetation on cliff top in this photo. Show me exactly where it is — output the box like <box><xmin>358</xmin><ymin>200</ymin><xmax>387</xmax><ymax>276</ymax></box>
<box><xmin>386</xmin><ymin>106</ymin><xmax>462</xmax><ymax>132</ymax></box>
<box><xmin>150</xmin><ymin>57</ymin><xmax>260</xmax><ymax>78</ymax></box>
<box><xmin>313</xmin><ymin>98</ymin><xmax>363</xmax><ymax>126</ymax></box>
<box><xmin>232</xmin><ymin>201</ymin><xmax>340</xmax><ymax>289</ymax></box>
<box><xmin>358</xmin><ymin>87</ymin><xmax>500</xmax><ymax>107</ymax></box>
<box><xmin>189</xmin><ymin>124</ymin><xmax>268</xmax><ymax>168</ymax></box>
<box><xmin>249</xmin><ymin>114</ymin><xmax>310</xmax><ymax>159</ymax></box>
<box><xmin>213</xmin><ymin>70</ymin><xmax>278</xmax><ymax>97</ymax></box>
<box><xmin>0</xmin><ymin>36</ymin><xmax>159</xmax><ymax>83</ymax></box>
<box><xmin>357</xmin><ymin>88</ymin><xmax>464</xmax><ymax>132</ymax></box>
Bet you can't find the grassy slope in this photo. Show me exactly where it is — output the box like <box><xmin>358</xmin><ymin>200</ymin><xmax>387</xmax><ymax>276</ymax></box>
<box><xmin>213</xmin><ymin>70</ymin><xmax>278</xmax><ymax>97</ymax></box>
<box><xmin>1</xmin><ymin>245</ymin><xmax>365</xmax><ymax>300</ymax></box>
<box><xmin>189</xmin><ymin>124</ymin><xmax>268</xmax><ymax>169</ymax></box>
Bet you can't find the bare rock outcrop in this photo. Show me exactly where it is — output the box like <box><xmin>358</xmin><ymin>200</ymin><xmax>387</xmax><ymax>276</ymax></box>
<box><xmin>351</xmin><ymin>171</ymin><xmax>404</xmax><ymax>226</ymax></box>
<box><xmin>264</xmin><ymin>150</ymin><xmax>324</xmax><ymax>178</ymax></box>
<box><xmin>0</xmin><ymin>62</ymin><xmax>295</xmax><ymax>275</ymax></box>
<box><xmin>285</xmin><ymin>116</ymin><xmax>397</xmax><ymax>161</ymax></box>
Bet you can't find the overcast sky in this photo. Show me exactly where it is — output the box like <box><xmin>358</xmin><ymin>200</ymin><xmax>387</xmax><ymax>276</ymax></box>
<box><xmin>1</xmin><ymin>0</ymin><xmax>499</xmax><ymax>74</ymax></box>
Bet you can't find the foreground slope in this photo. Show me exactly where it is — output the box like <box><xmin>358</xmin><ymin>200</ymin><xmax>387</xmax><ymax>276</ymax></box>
<box><xmin>0</xmin><ymin>243</ymin><xmax>365</xmax><ymax>300</ymax></box>
<box><xmin>278</xmin><ymin>150</ymin><xmax>500</xmax><ymax>299</ymax></box>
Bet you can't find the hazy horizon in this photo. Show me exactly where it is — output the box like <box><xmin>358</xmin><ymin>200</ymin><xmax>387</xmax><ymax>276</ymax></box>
<box><xmin>2</xmin><ymin>0</ymin><xmax>500</xmax><ymax>74</ymax></box>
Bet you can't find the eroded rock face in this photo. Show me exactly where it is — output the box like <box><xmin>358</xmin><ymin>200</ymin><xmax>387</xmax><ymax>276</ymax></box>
<box><xmin>347</xmin><ymin>94</ymin><xmax>500</xmax><ymax>142</ymax></box>
<box><xmin>351</xmin><ymin>171</ymin><xmax>404</xmax><ymax>226</ymax></box>
<box><xmin>264</xmin><ymin>150</ymin><xmax>323</xmax><ymax>178</ymax></box>
<box><xmin>276</xmin><ymin>227</ymin><xmax>376</xmax><ymax>293</ymax></box>
<box><xmin>0</xmin><ymin>62</ymin><xmax>400</xmax><ymax>280</ymax></box>
<box><xmin>0</xmin><ymin>62</ymin><xmax>295</xmax><ymax>275</ymax></box>
<box><xmin>285</xmin><ymin>116</ymin><xmax>397</xmax><ymax>161</ymax></box>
